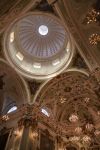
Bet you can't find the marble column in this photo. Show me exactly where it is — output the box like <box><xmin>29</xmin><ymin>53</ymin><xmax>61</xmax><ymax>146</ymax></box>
<box><xmin>18</xmin><ymin>117</ymin><xmax>38</xmax><ymax>150</ymax></box>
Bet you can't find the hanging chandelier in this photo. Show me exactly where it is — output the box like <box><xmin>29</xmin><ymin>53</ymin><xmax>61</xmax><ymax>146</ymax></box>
<box><xmin>69</xmin><ymin>114</ymin><xmax>79</xmax><ymax>123</ymax></box>
<box><xmin>85</xmin><ymin>123</ymin><xmax>94</xmax><ymax>132</ymax></box>
<box><xmin>75</xmin><ymin>127</ymin><xmax>82</xmax><ymax>134</ymax></box>
<box><xmin>82</xmin><ymin>135</ymin><xmax>91</xmax><ymax>143</ymax></box>
<box><xmin>84</xmin><ymin>9</ymin><xmax>100</xmax><ymax>24</ymax></box>
<box><xmin>69</xmin><ymin>136</ymin><xmax>80</xmax><ymax>142</ymax></box>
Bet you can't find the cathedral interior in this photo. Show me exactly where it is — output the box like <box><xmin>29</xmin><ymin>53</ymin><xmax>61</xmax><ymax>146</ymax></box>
<box><xmin>0</xmin><ymin>0</ymin><xmax>100</xmax><ymax>150</ymax></box>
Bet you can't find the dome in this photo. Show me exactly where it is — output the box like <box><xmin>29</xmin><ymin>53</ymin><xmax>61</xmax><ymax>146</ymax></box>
<box><xmin>3</xmin><ymin>12</ymin><xmax>74</xmax><ymax>80</ymax></box>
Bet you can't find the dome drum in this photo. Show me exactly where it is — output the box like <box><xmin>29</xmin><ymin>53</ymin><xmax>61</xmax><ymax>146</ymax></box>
<box><xmin>3</xmin><ymin>12</ymin><xmax>74</xmax><ymax>80</ymax></box>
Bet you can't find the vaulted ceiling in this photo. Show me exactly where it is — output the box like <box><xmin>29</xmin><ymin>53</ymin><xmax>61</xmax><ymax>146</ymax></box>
<box><xmin>0</xmin><ymin>0</ymin><xmax>100</xmax><ymax>148</ymax></box>
<box><xmin>48</xmin><ymin>0</ymin><xmax>100</xmax><ymax>70</ymax></box>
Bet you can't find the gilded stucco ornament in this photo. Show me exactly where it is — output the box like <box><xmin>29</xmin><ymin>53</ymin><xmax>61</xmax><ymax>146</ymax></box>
<box><xmin>83</xmin><ymin>9</ymin><xmax>100</xmax><ymax>25</ymax></box>
<box><xmin>32</xmin><ymin>70</ymin><xmax>100</xmax><ymax>145</ymax></box>
<box><xmin>51</xmin><ymin>0</ymin><xmax>98</xmax><ymax>70</ymax></box>
<box><xmin>89</xmin><ymin>34</ymin><xmax>100</xmax><ymax>45</ymax></box>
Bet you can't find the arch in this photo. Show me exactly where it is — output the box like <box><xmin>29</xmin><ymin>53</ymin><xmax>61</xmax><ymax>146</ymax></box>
<box><xmin>33</xmin><ymin>69</ymin><xmax>99</xmax><ymax>127</ymax></box>
<box><xmin>0</xmin><ymin>58</ymin><xmax>31</xmax><ymax>115</ymax></box>
<box><xmin>33</xmin><ymin>68</ymin><xmax>89</xmax><ymax>104</ymax></box>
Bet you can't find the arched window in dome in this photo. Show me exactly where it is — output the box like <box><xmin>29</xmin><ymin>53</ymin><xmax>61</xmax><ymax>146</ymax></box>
<box><xmin>41</xmin><ymin>107</ymin><xmax>50</xmax><ymax>117</ymax></box>
<box><xmin>2</xmin><ymin>96</ymin><xmax>17</xmax><ymax>115</ymax></box>
<box><xmin>7</xmin><ymin>106</ymin><xmax>17</xmax><ymax>114</ymax></box>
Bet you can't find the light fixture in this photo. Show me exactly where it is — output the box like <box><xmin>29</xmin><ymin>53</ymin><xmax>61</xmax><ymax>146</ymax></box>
<box><xmin>7</xmin><ymin>106</ymin><xmax>17</xmax><ymax>114</ymax></box>
<box><xmin>85</xmin><ymin>123</ymin><xmax>94</xmax><ymax>132</ymax></box>
<box><xmin>33</xmin><ymin>131</ymin><xmax>38</xmax><ymax>138</ymax></box>
<box><xmin>14</xmin><ymin>129</ymin><xmax>21</xmax><ymax>136</ymax></box>
<box><xmin>69</xmin><ymin>114</ymin><xmax>79</xmax><ymax>123</ymax></box>
<box><xmin>69</xmin><ymin>136</ymin><xmax>80</xmax><ymax>142</ymax></box>
<box><xmin>75</xmin><ymin>127</ymin><xmax>82</xmax><ymax>134</ymax></box>
<box><xmin>89</xmin><ymin>33</ymin><xmax>100</xmax><ymax>45</ymax></box>
<box><xmin>38</xmin><ymin>25</ymin><xmax>48</xmax><ymax>36</ymax></box>
<box><xmin>60</xmin><ymin>97</ymin><xmax>66</xmax><ymax>104</ymax></box>
<box><xmin>84</xmin><ymin>97</ymin><xmax>90</xmax><ymax>103</ymax></box>
<box><xmin>84</xmin><ymin>9</ymin><xmax>100</xmax><ymax>24</ymax></box>
<box><xmin>82</xmin><ymin>135</ymin><xmax>91</xmax><ymax>143</ymax></box>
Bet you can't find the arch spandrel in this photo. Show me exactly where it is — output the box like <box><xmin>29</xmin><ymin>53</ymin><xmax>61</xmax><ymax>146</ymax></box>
<box><xmin>0</xmin><ymin>59</ymin><xmax>30</xmax><ymax>114</ymax></box>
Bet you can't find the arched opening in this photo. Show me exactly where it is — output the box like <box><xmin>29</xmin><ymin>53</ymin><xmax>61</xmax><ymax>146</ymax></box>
<box><xmin>0</xmin><ymin>59</ymin><xmax>30</xmax><ymax>115</ymax></box>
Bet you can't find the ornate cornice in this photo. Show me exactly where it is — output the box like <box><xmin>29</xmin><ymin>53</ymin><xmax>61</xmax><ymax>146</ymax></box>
<box><xmin>51</xmin><ymin>0</ymin><xmax>99</xmax><ymax>71</ymax></box>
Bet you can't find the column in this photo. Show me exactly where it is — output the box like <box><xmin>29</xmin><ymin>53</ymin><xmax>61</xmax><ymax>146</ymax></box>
<box><xmin>18</xmin><ymin>117</ymin><xmax>38</xmax><ymax>150</ymax></box>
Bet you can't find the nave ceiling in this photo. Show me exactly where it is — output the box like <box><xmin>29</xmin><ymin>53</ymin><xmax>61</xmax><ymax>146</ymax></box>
<box><xmin>34</xmin><ymin>71</ymin><xmax>100</xmax><ymax>141</ymax></box>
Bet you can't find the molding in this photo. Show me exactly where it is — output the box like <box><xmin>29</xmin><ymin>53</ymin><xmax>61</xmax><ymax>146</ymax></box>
<box><xmin>52</xmin><ymin>0</ymin><xmax>99</xmax><ymax>71</ymax></box>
